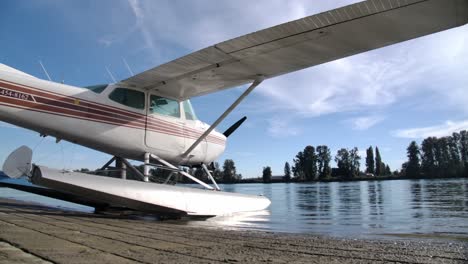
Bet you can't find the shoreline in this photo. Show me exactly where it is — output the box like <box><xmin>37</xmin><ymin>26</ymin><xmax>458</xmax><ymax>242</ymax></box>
<box><xmin>222</xmin><ymin>175</ymin><xmax>468</xmax><ymax>184</ymax></box>
<box><xmin>0</xmin><ymin>198</ymin><xmax>466</xmax><ymax>263</ymax></box>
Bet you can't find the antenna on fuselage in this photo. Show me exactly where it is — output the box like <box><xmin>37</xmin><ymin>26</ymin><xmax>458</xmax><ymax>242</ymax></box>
<box><xmin>122</xmin><ymin>58</ymin><xmax>134</xmax><ymax>76</ymax></box>
<box><xmin>38</xmin><ymin>60</ymin><xmax>52</xmax><ymax>81</ymax></box>
<box><xmin>105</xmin><ymin>66</ymin><xmax>117</xmax><ymax>83</ymax></box>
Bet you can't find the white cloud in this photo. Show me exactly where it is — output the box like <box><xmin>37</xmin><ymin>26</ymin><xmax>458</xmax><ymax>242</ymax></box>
<box><xmin>267</xmin><ymin>118</ymin><xmax>302</xmax><ymax>138</ymax></box>
<box><xmin>346</xmin><ymin>115</ymin><xmax>385</xmax><ymax>131</ymax></box>
<box><xmin>127</xmin><ymin>0</ymin><xmax>157</xmax><ymax>52</ymax></box>
<box><xmin>392</xmin><ymin>120</ymin><xmax>468</xmax><ymax>139</ymax></box>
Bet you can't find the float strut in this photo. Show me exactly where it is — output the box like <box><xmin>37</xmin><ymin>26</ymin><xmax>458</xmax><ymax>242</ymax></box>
<box><xmin>143</xmin><ymin>153</ymin><xmax>150</xmax><ymax>182</ymax></box>
<box><xmin>115</xmin><ymin>157</ymin><xmax>126</xmax><ymax>180</ymax></box>
<box><xmin>119</xmin><ymin>157</ymin><xmax>145</xmax><ymax>181</ymax></box>
<box><xmin>100</xmin><ymin>156</ymin><xmax>116</xmax><ymax>171</ymax></box>
<box><xmin>202</xmin><ymin>163</ymin><xmax>220</xmax><ymax>191</ymax></box>
<box><xmin>150</xmin><ymin>154</ymin><xmax>214</xmax><ymax>190</ymax></box>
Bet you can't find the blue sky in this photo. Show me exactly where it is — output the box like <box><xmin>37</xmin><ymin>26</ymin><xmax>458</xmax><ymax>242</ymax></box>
<box><xmin>1</xmin><ymin>0</ymin><xmax>468</xmax><ymax>178</ymax></box>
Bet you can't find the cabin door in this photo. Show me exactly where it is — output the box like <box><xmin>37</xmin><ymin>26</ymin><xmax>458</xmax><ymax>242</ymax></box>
<box><xmin>145</xmin><ymin>93</ymin><xmax>185</xmax><ymax>156</ymax></box>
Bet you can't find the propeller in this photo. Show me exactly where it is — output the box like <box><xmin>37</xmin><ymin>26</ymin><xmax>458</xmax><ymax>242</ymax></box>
<box><xmin>207</xmin><ymin>116</ymin><xmax>247</xmax><ymax>171</ymax></box>
<box><xmin>223</xmin><ymin>116</ymin><xmax>247</xmax><ymax>138</ymax></box>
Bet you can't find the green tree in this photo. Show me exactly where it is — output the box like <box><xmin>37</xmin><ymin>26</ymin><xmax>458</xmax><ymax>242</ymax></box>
<box><xmin>434</xmin><ymin>137</ymin><xmax>450</xmax><ymax>175</ymax></box>
<box><xmin>365</xmin><ymin>146</ymin><xmax>375</xmax><ymax>174</ymax></box>
<box><xmin>292</xmin><ymin>146</ymin><xmax>317</xmax><ymax>181</ymax></box>
<box><xmin>292</xmin><ymin>151</ymin><xmax>305</xmax><ymax>180</ymax></box>
<box><xmin>335</xmin><ymin>148</ymin><xmax>351</xmax><ymax>179</ymax></box>
<box><xmin>284</xmin><ymin>162</ymin><xmax>291</xmax><ymax>181</ymax></box>
<box><xmin>263</xmin><ymin>166</ymin><xmax>272</xmax><ymax>183</ymax></box>
<box><xmin>406</xmin><ymin>141</ymin><xmax>421</xmax><ymax>178</ymax></box>
<box><xmin>212</xmin><ymin>162</ymin><xmax>222</xmax><ymax>181</ymax></box>
<box><xmin>416</xmin><ymin>132</ymin><xmax>468</xmax><ymax>178</ymax></box>
<box><xmin>421</xmin><ymin>137</ymin><xmax>437</xmax><ymax>177</ymax></box>
<box><xmin>303</xmin><ymin>145</ymin><xmax>317</xmax><ymax>181</ymax></box>
<box><xmin>375</xmin><ymin>147</ymin><xmax>384</xmax><ymax>176</ymax></box>
<box><xmin>316</xmin><ymin>145</ymin><xmax>331</xmax><ymax>180</ymax></box>
<box><xmin>222</xmin><ymin>159</ymin><xmax>237</xmax><ymax>183</ymax></box>
<box><xmin>448</xmin><ymin>133</ymin><xmax>463</xmax><ymax>176</ymax></box>
<box><xmin>335</xmin><ymin>147</ymin><xmax>360</xmax><ymax>179</ymax></box>
<box><xmin>460</xmin><ymin>130</ymin><xmax>468</xmax><ymax>177</ymax></box>
<box><xmin>349</xmin><ymin>147</ymin><xmax>361</xmax><ymax>177</ymax></box>
<box><xmin>385</xmin><ymin>165</ymin><xmax>391</xmax><ymax>175</ymax></box>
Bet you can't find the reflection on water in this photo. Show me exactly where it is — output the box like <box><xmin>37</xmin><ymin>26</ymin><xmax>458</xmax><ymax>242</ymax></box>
<box><xmin>1</xmin><ymin>176</ymin><xmax>467</xmax><ymax>238</ymax></box>
<box><xmin>184</xmin><ymin>178</ymin><xmax>468</xmax><ymax>238</ymax></box>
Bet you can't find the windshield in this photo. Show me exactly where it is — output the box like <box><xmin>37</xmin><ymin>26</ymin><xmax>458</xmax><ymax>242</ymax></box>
<box><xmin>183</xmin><ymin>100</ymin><xmax>197</xmax><ymax>120</ymax></box>
<box><xmin>82</xmin><ymin>84</ymin><xmax>107</xmax><ymax>94</ymax></box>
<box><xmin>149</xmin><ymin>95</ymin><xmax>180</xmax><ymax>118</ymax></box>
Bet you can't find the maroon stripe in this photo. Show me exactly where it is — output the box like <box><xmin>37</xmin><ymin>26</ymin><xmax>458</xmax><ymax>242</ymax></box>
<box><xmin>0</xmin><ymin>80</ymin><xmax>187</xmax><ymax>134</ymax></box>
<box><xmin>0</xmin><ymin>97</ymin><xmax>143</xmax><ymax>130</ymax></box>
<box><xmin>0</xmin><ymin>96</ymin><xmax>225</xmax><ymax>146</ymax></box>
<box><xmin>0</xmin><ymin>79</ymin><xmax>143</xmax><ymax>119</ymax></box>
<box><xmin>0</xmin><ymin>79</ymin><xmax>226</xmax><ymax>145</ymax></box>
<box><xmin>0</xmin><ymin>96</ymin><xmax>144</xmax><ymax>129</ymax></box>
<box><xmin>32</xmin><ymin>96</ymin><xmax>147</xmax><ymax>126</ymax></box>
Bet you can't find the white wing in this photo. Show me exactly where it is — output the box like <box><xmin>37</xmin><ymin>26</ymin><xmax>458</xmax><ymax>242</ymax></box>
<box><xmin>122</xmin><ymin>0</ymin><xmax>468</xmax><ymax>100</ymax></box>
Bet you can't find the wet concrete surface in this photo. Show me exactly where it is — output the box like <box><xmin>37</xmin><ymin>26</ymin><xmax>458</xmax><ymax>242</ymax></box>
<box><xmin>0</xmin><ymin>198</ymin><xmax>467</xmax><ymax>263</ymax></box>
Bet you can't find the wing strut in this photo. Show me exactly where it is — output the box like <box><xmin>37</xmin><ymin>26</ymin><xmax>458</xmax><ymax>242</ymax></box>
<box><xmin>182</xmin><ymin>78</ymin><xmax>263</xmax><ymax>158</ymax></box>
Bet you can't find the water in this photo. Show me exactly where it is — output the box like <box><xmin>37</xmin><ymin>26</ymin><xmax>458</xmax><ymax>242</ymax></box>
<box><xmin>183</xmin><ymin>179</ymin><xmax>468</xmax><ymax>239</ymax></box>
<box><xmin>1</xmin><ymin>176</ymin><xmax>467</xmax><ymax>239</ymax></box>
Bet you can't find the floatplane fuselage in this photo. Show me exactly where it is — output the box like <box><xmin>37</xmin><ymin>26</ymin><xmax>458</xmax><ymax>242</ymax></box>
<box><xmin>0</xmin><ymin>64</ymin><xmax>226</xmax><ymax>166</ymax></box>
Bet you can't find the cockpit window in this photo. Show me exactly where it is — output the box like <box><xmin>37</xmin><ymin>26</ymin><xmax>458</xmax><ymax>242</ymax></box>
<box><xmin>183</xmin><ymin>100</ymin><xmax>197</xmax><ymax>120</ymax></box>
<box><xmin>149</xmin><ymin>95</ymin><xmax>180</xmax><ymax>118</ymax></box>
<box><xmin>109</xmin><ymin>88</ymin><xmax>145</xmax><ymax>110</ymax></box>
<box><xmin>83</xmin><ymin>84</ymin><xmax>107</xmax><ymax>94</ymax></box>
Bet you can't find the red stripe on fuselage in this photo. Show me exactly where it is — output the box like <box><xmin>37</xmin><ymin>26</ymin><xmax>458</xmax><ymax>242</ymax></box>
<box><xmin>0</xmin><ymin>79</ymin><xmax>226</xmax><ymax>145</ymax></box>
<box><xmin>0</xmin><ymin>79</ymin><xmax>226</xmax><ymax>143</ymax></box>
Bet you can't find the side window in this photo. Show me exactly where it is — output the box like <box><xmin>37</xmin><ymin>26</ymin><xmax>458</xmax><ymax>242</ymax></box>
<box><xmin>149</xmin><ymin>95</ymin><xmax>180</xmax><ymax>118</ymax></box>
<box><xmin>183</xmin><ymin>100</ymin><xmax>197</xmax><ymax>120</ymax></box>
<box><xmin>109</xmin><ymin>88</ymin><xmax>145</xmax><ymax>110</ymax></box>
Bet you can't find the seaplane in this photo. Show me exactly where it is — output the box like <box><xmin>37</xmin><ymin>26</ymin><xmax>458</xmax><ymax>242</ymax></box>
<box><xmin>1</xmin><ymin>0</ymin><xmax>467</xmax><ymax>217</ymax></box>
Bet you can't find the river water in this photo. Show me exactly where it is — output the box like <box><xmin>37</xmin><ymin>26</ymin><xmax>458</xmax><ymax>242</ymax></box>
<box><xmin>1</xmin><ymin>177</ymin><xmax>467</xmax><ymax>239</ymax></box>
<box><xmin>186</xmin><ymin>178</ymin><xmax>468</xmax><ymax>239</ymax></box>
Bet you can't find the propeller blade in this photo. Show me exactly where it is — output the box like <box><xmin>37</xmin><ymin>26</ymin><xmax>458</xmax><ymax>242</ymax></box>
<box><xmin>223</xmin><ymin>116</ymin><xmax>247</xmax><ymax>138</ymax></box>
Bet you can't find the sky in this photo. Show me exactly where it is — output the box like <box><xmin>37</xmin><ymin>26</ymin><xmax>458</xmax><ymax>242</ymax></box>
<box><xmin>1</xmin><ymin>0</ymin><xmax>468</xmax><ymax>178</ymax></box>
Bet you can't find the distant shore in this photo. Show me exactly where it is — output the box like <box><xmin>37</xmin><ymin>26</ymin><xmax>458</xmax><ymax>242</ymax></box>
<box><xmin>0</xmin><ymin>197</ymin><xmax>466</xmax><ymax>263</ymax></box>
<box><xmin>226</xmin><ymin>175</ymin><xmax>468</xmax><ymax>184</ymax></box>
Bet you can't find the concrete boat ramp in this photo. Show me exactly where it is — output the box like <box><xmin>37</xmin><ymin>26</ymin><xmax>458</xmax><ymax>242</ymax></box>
<box><xmin>0</xmin><ymin>198</ymin><xmax>466</xmax><ymax>264</ymax></box>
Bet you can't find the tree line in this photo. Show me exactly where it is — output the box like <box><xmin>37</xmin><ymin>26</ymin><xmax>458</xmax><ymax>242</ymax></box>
<box><xmin>267</xmin><ymin>145</ymin><xmax>392</xmax><ymax>182</ymax></box>
<box><xmin>402</xmin><ymin>130</ymin><xmax>468</xmax><ymax>178</ymax></box>
<box><xmin>76</xmin><ymin>131</ymin><xmax>468</xmax><ymax>184</ymax></box>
